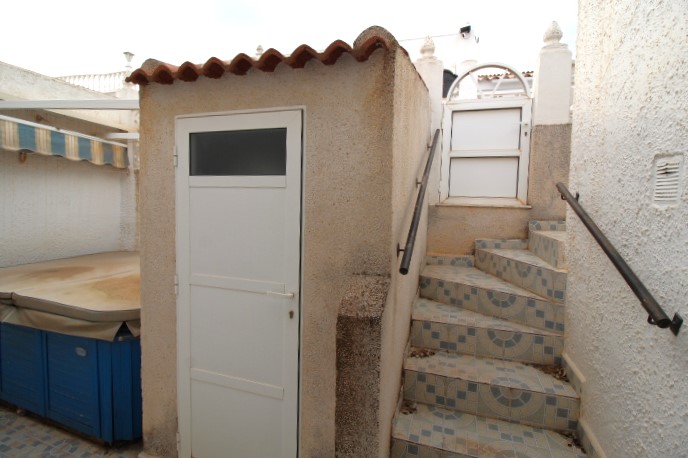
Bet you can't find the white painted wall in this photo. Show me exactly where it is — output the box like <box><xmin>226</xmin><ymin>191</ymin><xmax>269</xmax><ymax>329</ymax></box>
<box><xmin>566</xmin><ymin>1</ymin><xmax>688</xmax><ymax>456</ymax></box>
<box><xmin>0</xmin><ymin>152</ymin><xmax>137</xmax><ymax>267</ymax></box>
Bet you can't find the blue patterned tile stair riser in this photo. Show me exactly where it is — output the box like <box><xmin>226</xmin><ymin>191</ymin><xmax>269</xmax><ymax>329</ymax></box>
<box><xmin>474</xmin><ymin>249</ymin><xmax>567</xmax><ymax>305</ymax></box>
<box><xmin>394</xmin><ymin>219</ymin><xmax>586</xmax><ymax>457</ymax></box>
<box><xmin>392</xmin><ymin>404</ymin><xmax>586</xmax><ymax>458</ymax></box>
<box><xmin>529</xmin><ymin>231</ymin><xmax>567</xmax><ymax>270</ymax></box>
<box><xmin>403</xmin><ymin>351</ymin><xmax>579</xmax><ymax>432</ymax></box>
<box><xmin>411</xmin><ymin>299</ymin><xmax>563</xmax><ymax>366</ymax></box>
<box><xmin>425</xmin><ymin>255</ymin><xmax>475</xmax><ymax>268</ymax></box>
<box><xmin>420</xmin><ymin>265</ymin><xmax>565</xmax><ymax>333</ymax></box>
<box><xmin>528</xmin><ymin>221</ymin><xmax>567</xmax><ymax>232</ymax></box>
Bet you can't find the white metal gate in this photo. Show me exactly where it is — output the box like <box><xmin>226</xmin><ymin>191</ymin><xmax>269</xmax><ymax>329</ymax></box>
<box><xmin>175</xmin><ymin>109</ymin><xmax>302</xmax><ymax>458</ymax></box>
<box><xmin>441</xmin><ymin>63</ymin><xmax>532</xmax><ymax>202</ymax></box>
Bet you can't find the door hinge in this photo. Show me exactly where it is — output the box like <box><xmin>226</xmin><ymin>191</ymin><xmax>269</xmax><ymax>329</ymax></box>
<box><xmin>176</xmin><ymin>431</ymin><xmax>181</xmax><ymax>454</ymax></box>
<box><xmin>174</xmin><ymin>274</ymin><xmax>179</xmax><ymax>296</ymax></box>
<box><xmin>173</xmin><ymin>145</ymin><xmax>178</xmax><ymax>168</ymax></box>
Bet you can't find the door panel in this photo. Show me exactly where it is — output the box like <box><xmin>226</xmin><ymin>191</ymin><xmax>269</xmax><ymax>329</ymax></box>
<box><xmin>450</xmin><ymin>157</ymin><xmax>518</xmax><ymax>197</ymax></box>
<box><xmin>188</xmin><ymin>186</ymin><xmax>287</xmax><ymax>283</ymax></box>
<box><xmin>191</xmin><ymin>382</ymin><xmax>284</xmax><ymax>457</ymax></box>
<box><xmin>441</xmin><ymin>98</ymin><xmax>532</xmax><ymax>201</ymax></box>
<box><xmin>189</xmin><ymin>287</ymin><xmax>285</xmax><ymax>386</ymax></box>
<box><xmin>451</xmin><ymin>108</ymin><xmax>521</xmax><ymax>153</ymax></box>
<box><xmin>176</xmin><ymin>109</ymin><xmax>302</xmax><ymax>458</ymax></box>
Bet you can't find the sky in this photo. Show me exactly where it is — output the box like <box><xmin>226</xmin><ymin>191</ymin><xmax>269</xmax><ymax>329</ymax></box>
<box><xmin>1</xmin><ymin>0</ymin><xmax>577</xmax><ymax>78</ymax></box>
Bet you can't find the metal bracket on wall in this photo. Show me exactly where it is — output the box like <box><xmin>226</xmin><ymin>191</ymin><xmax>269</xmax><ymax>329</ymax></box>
<box><xmin>648</xmin><ymin>313</ymin><xmax>684</xmax><ymax>336</ymax></box>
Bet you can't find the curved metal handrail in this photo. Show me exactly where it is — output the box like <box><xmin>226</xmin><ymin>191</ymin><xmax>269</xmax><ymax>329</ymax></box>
<box><xmin>398</xmin><ymin>129</ymin><xmax>440</xmax><ymax>275</ymax></box>
<box><xmin>557</xmin><ymin>182</ymin><xmax>682</xmax><ymax>335</ymax></box>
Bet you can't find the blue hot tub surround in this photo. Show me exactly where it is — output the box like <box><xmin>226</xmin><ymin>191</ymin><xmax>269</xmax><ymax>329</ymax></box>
<box><xmin>0</xmin><ymin>323</ymin><xmax>142</xmax><ymax>444</ymax></box>
<box><xmin>0</xmin><ymin>252</ymin><xmax>142</xmax><ymax>445</ymax></box>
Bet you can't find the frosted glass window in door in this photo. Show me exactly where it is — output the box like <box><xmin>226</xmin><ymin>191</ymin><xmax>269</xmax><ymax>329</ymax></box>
<box><xmin>190</xmin><ymin>128</ymin><xmax>287</xmax><ymax>176</ymax></box>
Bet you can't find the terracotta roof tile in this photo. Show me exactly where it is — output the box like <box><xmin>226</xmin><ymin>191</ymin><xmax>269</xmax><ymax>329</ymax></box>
<box><xmin>478</xmin><ymin>70</ymin><xmax>534</xmax><ymax>81</ymax></box>
<box><xmin>127</xmin><ymin>26</ymin><xmax>401</xmax><ymax>86</ymax></box>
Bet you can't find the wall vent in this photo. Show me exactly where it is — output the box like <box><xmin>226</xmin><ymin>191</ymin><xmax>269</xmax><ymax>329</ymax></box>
<box><xmin>653</xmin><ymin>154</ymin><xmax>683</xmax><ymax>205</ymax></box>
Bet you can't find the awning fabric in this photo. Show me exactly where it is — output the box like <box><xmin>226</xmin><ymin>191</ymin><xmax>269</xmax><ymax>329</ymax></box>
<box><xmin>0</xmin><ymin>114</ymin><xmax>128</xmax><ymax>169</ymax></box>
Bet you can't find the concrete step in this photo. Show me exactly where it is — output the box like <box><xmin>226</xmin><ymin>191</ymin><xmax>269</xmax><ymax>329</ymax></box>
<box><xmin>529</xmin><ymin>230</ymin><xmax>567</xmax><ymax>269</ymax></box>
<box><xmin>391</xmin><ymin>403</ymin><xmax>586</xmax><ymax>458</ymax></box>
<box><xmin>403</xmin><ymin>350</ymin><xmax>579</xmax><ymax>432</ymax></box>
<box><xmin>411</xmin><ymin>298</ymin><xmax>563</xmax><ymax>366</ymax></box>
<box><xmin>420</xmin><ymin>265</ymin><xmax>565</xmax><ymax>333</ymax></box>
<box><xmin>475</xmin><ymin>248</ymin><xmax>567</xmax><ymax>304</ymax></box>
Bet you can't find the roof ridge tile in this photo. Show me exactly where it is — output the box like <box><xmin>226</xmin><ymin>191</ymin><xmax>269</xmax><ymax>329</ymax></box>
<box><xmin>125</xmin><ymin>26</ymin><xmax>401</xmax><ymax>85</ymax></box>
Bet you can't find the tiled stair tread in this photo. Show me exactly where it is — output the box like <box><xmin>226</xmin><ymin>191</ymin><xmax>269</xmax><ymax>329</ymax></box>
<box><xmin>414</xmin><ymin>298</ymin><xmax>561</xmax><ymax>337</ymax></box>
<box><xmin>392</xmin><ymin>404</ymin><xmax>586</xmax><ymax>458</ymax></box>
<box><xmin>531</xmin><ymin>230</ymin><xmax>567</xmax><ymax>242</ymax></box>
<box><xmin>426</xmin><ymin>254</ymin><xmax>475</xmax><ymax>267</ymax></box>
<box><xmin>405</xmin><ymin>349</ymin><xmax>578</xmax><ymax>399</ymax></box>
<box><xmin>422</xmin><ymin>265</ymin><xmax>550</xmax><ymax>301</ymax></box>
<box><xmin>478</xmin><ymin>248</ymin><xmax>567</xmax><ymax>272</ymax></box>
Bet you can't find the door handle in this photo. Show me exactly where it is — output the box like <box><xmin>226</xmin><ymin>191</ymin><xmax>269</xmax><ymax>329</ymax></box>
<box><xmin>267</xmin><ymin>291</ymin><xmax>295</xmax><ymax>299</ymax></box>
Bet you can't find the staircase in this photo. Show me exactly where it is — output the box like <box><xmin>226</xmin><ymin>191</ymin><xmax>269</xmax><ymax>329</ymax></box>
<box><xmin>391</xmin><ymin>221</ymin><xmax>586</xmax><ymax>457</ymax></box>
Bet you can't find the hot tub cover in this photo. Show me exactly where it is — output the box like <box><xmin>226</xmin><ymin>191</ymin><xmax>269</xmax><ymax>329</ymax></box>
<box><xmin>0</xmin><ymin>252</ymin><xmax>140</xmax><ymax>341</ymax></box>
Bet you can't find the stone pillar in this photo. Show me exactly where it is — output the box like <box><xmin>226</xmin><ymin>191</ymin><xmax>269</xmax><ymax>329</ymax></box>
<box><xmin>335</xmin><ymin>275</ymin><xmax>390</xmax><ymax>457</ymax></box>
<box><xmin>532</xmin><ymin>22</ymin><xmax>573</xmax><ymax>125</ymax></box>
<box><xmin>414</xmin><ymin>37</ymin><xmax>444</xmax><ymax>133</ymax></box>
<box><xmin>414</xmin><ymin>37</ymin><xmax>444</xmax><ymax>204</ymax></box>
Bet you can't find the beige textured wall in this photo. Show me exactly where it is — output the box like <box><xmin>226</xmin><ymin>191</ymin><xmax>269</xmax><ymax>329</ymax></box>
<box><xmin>566</xmin><ymin>1</ymin><xmax>688</xmax><ymax>456</ymax></box>
<box><xmin>379</xmin><ymin>50</ymin><xmax>431</xmax><ymax>456</ymax></box>
<box><xmin>427</xmin><ymin>123</ymin><xmax>571</xmax><ymax>254</ymax></box>
<box><xmin>138</xmin><ymin>44</ymin><xmax>429</xmax><ymax>456</ymax></box>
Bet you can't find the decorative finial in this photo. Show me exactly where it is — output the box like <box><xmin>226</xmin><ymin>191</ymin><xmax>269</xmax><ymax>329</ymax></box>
<box><xmin>123</xmin><ymin>51</ymin><xmax>134</xmax><ymax>74</ymax></box>
<box><xmin>256</xmin><ymin>45</ymin><xmax>264</xmax><ymax>58</ymax></box>
<box><xmin>420</xmin><ymin>36</ymin><xmax>435</xmax><ymax>58</ymax></box>
<box><xmin>543</xmin><ymin>21</ymin><xmax>563</xmax><ymax>47</ymax></box>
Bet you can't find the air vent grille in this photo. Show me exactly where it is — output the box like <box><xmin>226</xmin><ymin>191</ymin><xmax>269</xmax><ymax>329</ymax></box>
<box><xmin>653</xmin><ymin>156</ymin><xmax>682</xmax><ymax>205</ymax></box>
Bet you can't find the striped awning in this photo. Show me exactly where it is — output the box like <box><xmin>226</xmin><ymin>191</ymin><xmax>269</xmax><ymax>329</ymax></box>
<box><xmin>0</xmin><ymin>114</ymin><xmax>128</xmax><ymax>169</ymax></box>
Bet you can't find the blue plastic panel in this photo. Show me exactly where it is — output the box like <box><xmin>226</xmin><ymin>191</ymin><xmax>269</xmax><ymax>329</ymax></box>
<box><xmin>46</xmin><ymin>333</ymin><xmax>100</xmax><ymax>437</ymax></box>
<box><xmin>0</xmin><ymin>323</ymin><xmax>142</xmax><ymax>444</ymax></box>
<box><xmin>0</xmin><ymin>324</ymin><xmax>46</xmax><ymax>415</ymax></box>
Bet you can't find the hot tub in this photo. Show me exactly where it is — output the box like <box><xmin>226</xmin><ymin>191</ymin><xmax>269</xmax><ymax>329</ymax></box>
<box><xmin>0</xmin><ymin>252</ymin><xmax>141</xmax><ymax>443</ymax></box>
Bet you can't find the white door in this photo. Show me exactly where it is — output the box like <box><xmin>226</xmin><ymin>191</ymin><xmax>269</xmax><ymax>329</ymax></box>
<box><xmin>441</xmin><ymin>98</ymin><xmax>531</xmax><ymax>201</ymax></box>
<box><xmin>176</xmin><ymin>109</ymin><xmax>302</xmax><ymax>458</ymax></box>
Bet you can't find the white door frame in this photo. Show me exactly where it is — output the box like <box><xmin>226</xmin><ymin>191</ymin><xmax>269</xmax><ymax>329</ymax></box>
<box><xmin>175</xmin><ymin>107</ymin><xmax>304</xmax><ymax>457</ymax></box>
<box><xmin>440</xmin><ymin>97</ymin><xmax>532</xmax><ymax>202</ymax></box>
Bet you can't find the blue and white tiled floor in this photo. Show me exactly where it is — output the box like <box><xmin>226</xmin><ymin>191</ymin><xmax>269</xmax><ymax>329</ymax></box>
<box><xmin>0</xmin><ymin>403</ymin><xmax>141</xmax><ymax>458</ymax></box>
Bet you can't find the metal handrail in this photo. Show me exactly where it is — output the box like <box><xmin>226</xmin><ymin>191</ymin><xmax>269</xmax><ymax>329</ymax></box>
<box><xmin>557</xmin><ymin>182</ymin><xmax>683</xmax><ymax>335</ymax></box>
<box><xmin>398</xmin><ymin>129</ymin><xmax>440</xmax><ymax>275</ymax></box>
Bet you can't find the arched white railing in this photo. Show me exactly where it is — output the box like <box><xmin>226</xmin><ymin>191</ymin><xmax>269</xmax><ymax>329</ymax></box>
<box><xmin>446</xmin><ymin>62</ymin><xmax>531</xmax><ymax>101</ymax></box>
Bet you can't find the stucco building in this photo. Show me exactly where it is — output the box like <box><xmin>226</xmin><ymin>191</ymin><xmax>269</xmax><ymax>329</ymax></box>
<box><xmin>129</xmin><ymin>26</ymin><xmax>430</xmax><ymax>457</ymax></box>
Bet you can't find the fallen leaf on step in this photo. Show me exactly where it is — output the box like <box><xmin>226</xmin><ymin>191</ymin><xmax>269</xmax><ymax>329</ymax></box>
<box><xmin>401</xmin><ymin>400</ymin><xmax>417</xmax><ymax>415</ymax></box>
<box><xmin>409</xmin><ymin>348</ymin><xmax>436</xmax><ymax>358</ymax></box>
